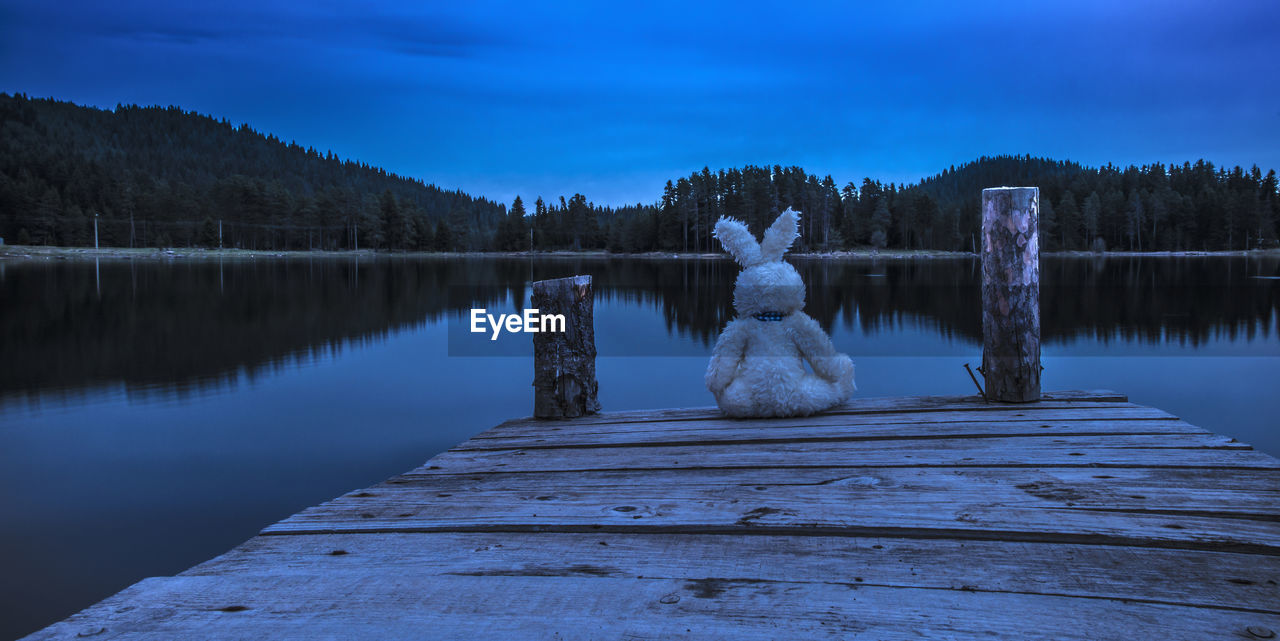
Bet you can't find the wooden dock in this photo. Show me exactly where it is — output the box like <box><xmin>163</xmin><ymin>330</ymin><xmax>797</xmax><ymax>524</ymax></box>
<box><xmin>25</xmin><ymin>390</ymin><xmax>1280</xmax><ymax>640</ymax></box>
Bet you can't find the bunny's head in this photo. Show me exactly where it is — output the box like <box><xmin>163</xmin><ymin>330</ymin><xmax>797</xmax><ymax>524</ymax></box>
<box><xmin>714</xmin><ymin>208</ymin><xmax>805</xmax><ymax>317</ymax></box>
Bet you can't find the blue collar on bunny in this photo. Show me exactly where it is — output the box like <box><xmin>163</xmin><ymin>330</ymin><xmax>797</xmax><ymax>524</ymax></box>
<box><xmin>752</xmin><ymin>311</ymin><xmax>788</xmax><ymax>322</ymax></box>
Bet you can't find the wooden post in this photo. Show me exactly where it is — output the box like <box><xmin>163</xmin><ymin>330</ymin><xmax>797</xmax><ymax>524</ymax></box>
<box><xmin>532</xmin><ymin>275</ymin><xmax>600</xmax><ymax>418</ymax></box>
<box><xmin>981</xmin><ymin>187</ymin><xmax>1040</xmax><ymax>402</ymax></box>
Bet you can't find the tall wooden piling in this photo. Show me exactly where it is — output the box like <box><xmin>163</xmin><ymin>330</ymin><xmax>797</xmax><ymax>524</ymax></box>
<box><xmin>981</xmin><ymin>187</ymin><xmax>1041</xmax><ymax>402</ymax></box>
<box><xmin>532</xmin><ymin>275</ymin><xmax>600</xmax><ymax>418</ymax></box>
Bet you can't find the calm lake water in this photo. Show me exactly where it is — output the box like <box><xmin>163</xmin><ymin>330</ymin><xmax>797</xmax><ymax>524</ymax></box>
<box><xmin>1</xmin><ymin>254</ymin><xmax>1278</xmax><ymax>639</ymax></box>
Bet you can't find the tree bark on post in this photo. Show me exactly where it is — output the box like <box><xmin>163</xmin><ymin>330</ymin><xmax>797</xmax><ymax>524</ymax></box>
<box><xmin>532</xmin><ymin>275</ymin><xmax>600</xmax><ymax>418</ymax></box>
<box><xmin>981</xmin><ymin>187</ymin><xmax>1041</xmax><ymax>402</ymax></box>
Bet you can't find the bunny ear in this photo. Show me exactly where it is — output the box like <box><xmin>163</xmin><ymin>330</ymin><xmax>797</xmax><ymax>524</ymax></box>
<box><xmin>713</xmin><ymin>217</ymin><xmax>762</xmax><ymax>266</ymax></box>
<box><xmin>760</xmin><ymin>208</ymin><xmax>799</xmax><ymax>262</ymax></box>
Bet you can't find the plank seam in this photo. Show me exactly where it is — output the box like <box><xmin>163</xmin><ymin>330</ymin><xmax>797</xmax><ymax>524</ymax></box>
<box><xmin>1059</xmin><ymin>506</ymin><xmax>1280</xmax><ymax>523</ymax></box>
<box><xmin>493</xmin><ymin>401</ymin><xmax>1144</xmax><ymax>428</ymax></box>
<box><xmin>429</xmin><ymin>572</ymin><xmax>1280</xmax><ymax>616</ymax></box>
<box><xmin>258</xmin><ymin>523</ymin><xmax>1280</xmax><ymax>556</ymax></box>
<box><xmin>472</xmin><ymin>415</ymin><xmax>1184</xmax><ymax>439</ymax></box>
<box><xmin>454</xmin><ymin>432</ymin><xmax>1235</xmax><ymax>452</ymax></box>
<box><xmin>403</xmin><ymin>463</ymin><xmax>1280</xmax><ymax>478</ymax></box>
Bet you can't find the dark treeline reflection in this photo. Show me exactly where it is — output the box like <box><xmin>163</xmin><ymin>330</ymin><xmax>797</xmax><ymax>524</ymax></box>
<box><xmin>1043</xmin><ymin>257</ymin><xmax>1279</xmax><ymax>347</ymax></box>
<box><xmin>0</xmin><ymin>257</ymin><xmax>540</xmax><ymax>402</ymax></box>
<box><xmin>1</xmin><ymin>255</ymin><xmax>1276</xmax><ymax>402</ymax></box>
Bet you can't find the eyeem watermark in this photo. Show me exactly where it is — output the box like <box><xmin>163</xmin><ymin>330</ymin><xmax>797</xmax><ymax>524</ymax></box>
<box><xmin>470</xmin><ymin>308</ymin><xmax>566</xmax><ymax>341</ymax></box>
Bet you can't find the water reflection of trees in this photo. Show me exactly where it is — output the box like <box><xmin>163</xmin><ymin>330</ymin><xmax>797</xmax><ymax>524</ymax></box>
<box><xmin>0</xmin><ymin>258</ymin><xmax>519</xmax><ymax>402</ymax></box>
<box><xmin>1</xmin><ymin>255</ymin><xmax>1274</xmax><ymax>401</ymax></box>
<box><xmin>1042</xmin><ymin>256</ymin><xmax>1279</xmax><ymax>347</ymax></box>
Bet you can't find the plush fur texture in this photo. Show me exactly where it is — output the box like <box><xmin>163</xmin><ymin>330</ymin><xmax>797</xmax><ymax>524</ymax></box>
<box><xmin>706</xmin><ymin>209</ymin><xmax>856</xmax><ymax>417</ymax></box>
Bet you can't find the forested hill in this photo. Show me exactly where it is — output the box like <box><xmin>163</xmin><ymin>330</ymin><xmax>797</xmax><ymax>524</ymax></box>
<box><xmin>905</xmin><ymin>156</ymin><xmax>1279</xmax><ymax>252</ymax></box>
<box><xmin>2</xmin><ymin>92</ymin><xmax>1277</xmax><ymax>253</ymax></box>
<box><xmin>629</xmin><ymin>156</ymin><xmax>1277</xmax><ymax>254</ymax></box>
<box><xmin>0</xmin><ymin>93</ymin><xmax>506</xmax><ymax>250</ymax></box>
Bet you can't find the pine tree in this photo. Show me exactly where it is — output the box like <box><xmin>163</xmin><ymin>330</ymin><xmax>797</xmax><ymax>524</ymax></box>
<box><xmin>567</xmin><ymin>194</ymin><xmax>592</xmax><ymax>250</ymax></box>
<box><xmin>1057</xmin><ymin>193</ymin><xmax>1080</xmax><ymax>249</ymax></box>
<box><xmin>200</xmin><ymin>217</ymin><xmax>219</xmax><ymax>247</ymax></box>
<box><xmin>1082</xmin><ymin>191</ymin><xmax>1102</xmax><ymax>247</ymax></box>
<box><xmin>657</xmin><ymin>180</ymin><xmax>680</xmax><ymax>250</ymax></box>
<box><xmin>869</xmin><ymin>198</ymin><xmax>890</xmax><ymax>249</ymax></box>
<box><xmin>379</xmin><ymin>189</ymin><xmax>411</xmax><ymax>251</ymax></box>
<box><xmin>839</xmin><ymin>181</ymin><xmax>858</xmax><ymax>247</ymax></box>
<box><xmin>854</xmin><ymin>179</ymin><xmax>882</xmax><ymax>245</ymax></box>
<box><xmin>413</xmin><ymin>215</ymin><xmax>434</xmax><ymax>251</ymax></box>
<box><xmin>434</xmin><ymin>219</ymin><xmax>454</xmax><ymax>252</ymax></box>
<box><xmin>1125</xmin><ymin>190</ymin><xmax>1145</xmax><ymax>251</ymax></box>
<box><xmin>1262</xmin><ymin>169</ymin><xmax>1279</xmax><ymax>248</ymax></box>
<box><xmin>498</xmin><ymin>195</ymin><xmax>528</xmax><ymax>251</ymax></box>
<box><xmin>1039</xmin><ymin>197</ymin><xmax>1058</xmax><ymax>251</ymax></box>
<box><xmin>532</xmin><ymin>197</ymin><xmax>547</xmax><ymax>250</ymax></box>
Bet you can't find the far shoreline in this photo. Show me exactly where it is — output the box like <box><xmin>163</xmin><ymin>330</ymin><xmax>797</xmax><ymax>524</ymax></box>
<box><xmin>1</xmin><ymin>244</ymin><xmax>1278</xmax><ymax>262</ymax></box>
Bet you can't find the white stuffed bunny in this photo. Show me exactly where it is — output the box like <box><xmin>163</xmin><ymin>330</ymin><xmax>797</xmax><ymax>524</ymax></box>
<box><xmin>705</xmin><ymin>208</ymin><xmax>856</xmax><ymax>417</ymax></box>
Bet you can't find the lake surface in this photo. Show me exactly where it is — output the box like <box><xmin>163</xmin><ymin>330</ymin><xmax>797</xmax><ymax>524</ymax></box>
<box><xmin>1</xmin><ymin>254</ymin><xmax>1277</xmax><ymax>639</ymax></box>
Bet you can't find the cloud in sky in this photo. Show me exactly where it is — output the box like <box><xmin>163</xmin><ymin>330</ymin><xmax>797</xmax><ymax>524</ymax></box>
<box><xmin>2</xmin><ymin>0</ymin><xmax>1278</xmax><ymax>206</ymax></box>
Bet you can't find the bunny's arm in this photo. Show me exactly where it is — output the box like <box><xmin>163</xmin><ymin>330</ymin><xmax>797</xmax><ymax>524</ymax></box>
<box><xmin>705</xmin><ymin>320</ymin><xmax>749</xmax><ymax>394</ymax></box>
<box><xmin>787</xmin><ymin>313</ymin><xmax>854</xmax><ymax>382</ymax></box>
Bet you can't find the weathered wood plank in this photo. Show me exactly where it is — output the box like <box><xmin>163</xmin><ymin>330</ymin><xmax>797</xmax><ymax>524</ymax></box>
<box><xmin>422</xmin><ymin>434</ymin><xmax>1272</xmax><ymax>475</ymax></box>
<box><xmin>480</xmin><ymin>405</ymin><xmax>1180</xmax><ymax>444</ymax></box>
<box><xmin>487</xmin><ymin>390</ymin><xmax>1132</xmax><ymax>429</ymax></box>
<box><xmin>395</xmin><ymin>464</ymin><xmax>1280</xmax><ymax>494</ymax></box>
<box><xmin>264</xmin><ymin>467</ymin><xmax>1280</xmax><ymax>552</ymax></box>
<box><xmin>460</xmin><ymin>417</ymin><xmax>1210</xmax><ymax>451</ymax></box>
<box><xmin>486</xmin><ymin>402</ymin><xmax>1175</xmax><ymax>433</ymax></box>
<box><xmin>24</xmin><ymin>573</ymin><xmax>1279</xmax><ymax>641</ymax></box>
<box><xmin>182</xmin><ymin>532</ymin><xmax>1280</xmax><ymax>613</ymax></box>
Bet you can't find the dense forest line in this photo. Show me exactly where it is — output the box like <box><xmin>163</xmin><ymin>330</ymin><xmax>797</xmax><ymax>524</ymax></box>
<box><xmin>3</xmin><ymin>93</ymin><xmax>1278</xmax><ymax>253</ymax></box>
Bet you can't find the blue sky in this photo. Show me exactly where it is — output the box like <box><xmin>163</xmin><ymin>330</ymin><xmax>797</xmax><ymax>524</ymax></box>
<box><xmin>2</xmin><ymin>0</ymin><xmax>1277</xmax><ymax>206</ymax></box>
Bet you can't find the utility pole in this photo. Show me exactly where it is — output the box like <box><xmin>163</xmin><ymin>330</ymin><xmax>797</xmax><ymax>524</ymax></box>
<box><xmin>218</xmin><ymin>219</ymin><xmax>223</xmax><ymax>249</ymax></box>
<box><xmin>94</xmin><ymin>212</ymin><xmax>99</xmax><ymax>249</ymax></box>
